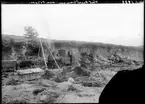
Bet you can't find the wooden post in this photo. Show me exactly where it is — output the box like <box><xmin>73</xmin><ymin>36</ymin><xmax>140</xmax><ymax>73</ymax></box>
<box><xmin>49</xmin><ymin>49</ymin><xmax>61</xmax><ymax>69</ymax></box>
<box><xmin>44</xmin><ymin>40</ymin><xmax>61</xmax><ymax>70</ymax></box>
<box><xmin>38</xmin><ymin>44</ymin><xmax>40</xmax><ymax>58</ymax></box>
<box><xmin>39</xmin><ymin>38</ymin><xmax>48</xmax><ymax>69</ymax></box>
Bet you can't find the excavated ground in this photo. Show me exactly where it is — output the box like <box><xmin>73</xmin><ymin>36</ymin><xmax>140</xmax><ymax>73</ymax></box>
<box><xmin>2</xmin><ymin>62</ymin><xmax>143</xmax><ymax>103</ymax></box>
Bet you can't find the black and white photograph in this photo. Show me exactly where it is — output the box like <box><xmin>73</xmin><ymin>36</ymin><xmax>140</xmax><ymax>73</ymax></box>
<box><xmin>2</xmin><ymin>2</ymin><xmax>144</xmax><ymax>103</ymax></box>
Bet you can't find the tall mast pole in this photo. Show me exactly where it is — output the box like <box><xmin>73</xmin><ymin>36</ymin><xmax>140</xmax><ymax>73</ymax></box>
<box><xmin>44</xmin><ymin>40</ymin><xmax>61</xmax><ymax>69</ymax></box>
<box><xmin>39</xmin><ymin>38</ymin><xmax>47</xmax><ymax>69</ymax></box>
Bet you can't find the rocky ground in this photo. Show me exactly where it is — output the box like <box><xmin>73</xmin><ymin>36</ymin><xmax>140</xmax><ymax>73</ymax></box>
<box><xmin>2</xmin><ymin>68</ymin><xmax>117</xmax><ymax>103</ymax></box>
<box><xmin>2</xmin><ymin>60</ymin><xmax>143</xmax><ymax>103</ymax></box>
<box><xmin>2</xmin><ymin>79</ymin><xmax>104</xmax><ymax>103</ymax></box>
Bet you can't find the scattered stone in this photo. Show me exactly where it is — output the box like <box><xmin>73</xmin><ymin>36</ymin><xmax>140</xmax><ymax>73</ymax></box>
<box><xmin>39</xmin><ymin>95</ymin><xmax>47</xmax><ymax>101</ymax></box>
<box><xmin>68</xmin><ymin>77</ymin><xmax>75</xmax><ymax>84</ymax></box>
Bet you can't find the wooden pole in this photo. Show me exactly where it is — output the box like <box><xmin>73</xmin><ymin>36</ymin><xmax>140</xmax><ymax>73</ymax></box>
<box><xmin>49</xmin><ymin>49</ymin><xmax>61</xmax><ymax>69</ymax></box>
<box><xmin>38</xmin><ymin>44</ymin><xmax>40</xmax><ymax>58</ymax></box>
<box><xmin>44</xmin><ymin>40</ymin><xmax>61</xmax><ymax>69</ymax></box>
<box><xmin>39</xmin><ymin>38</ymin><xmax>48</xmax><ymax>69</ymax></box>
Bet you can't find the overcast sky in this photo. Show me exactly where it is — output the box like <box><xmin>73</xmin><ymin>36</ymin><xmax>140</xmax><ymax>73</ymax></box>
<box><xmin>2</xmin><ymin>4</ymin><xmax>144</xmax><ymax>46</ymax></box>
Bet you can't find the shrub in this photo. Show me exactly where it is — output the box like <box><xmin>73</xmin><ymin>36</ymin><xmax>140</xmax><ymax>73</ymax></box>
<box><xmin>80</xmin><ymin>64</ymin><xmax>88</xmax><ymax>69</ymax></box>
<box><xmin>41</xmin><ymin>70</ymin><xmax>54</xmax><ymax>80</ymax></box>
<box><xmin>33</xmin><ymin>88</ymin><xmax>46</xmax><ymax>95</ymax></box>
<box><xmin>74</xmin><ymin>66</ymin><xmax>90</xmax><ymax>76</ymax></box>
<box><xmin>67</xmin><ymin>85</ymin><xmax>80</xmax><ymax>92</ymax></box>
<box><xmin>82</xmin><ymin>81</ymin><xmax>93</xmax><ymax>87</ymax></box>
<box><xmin>63</xmin><ymin>66</ymin><xmax>73</xmax><ymax>73</ymax></box>
<box><xmin>79</xmin><ymin>52</ymin><xmax>95</xmax><ymax>71</ymax></box>
<box><xmin>54</xmin><ymin>76</ymin><xmax>67</xmax><ymax>83</ymax></box>
<box><xmin>39</xmin><ymin>90</ymin><xmax>60</xmax><ymax>103</ymax></box>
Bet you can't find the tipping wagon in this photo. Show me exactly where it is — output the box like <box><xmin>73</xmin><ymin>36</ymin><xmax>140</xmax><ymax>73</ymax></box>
<box><xmin>2</xmin><ymin>60</ymin><xmax>18</xmax><ymax>72</ymax></box>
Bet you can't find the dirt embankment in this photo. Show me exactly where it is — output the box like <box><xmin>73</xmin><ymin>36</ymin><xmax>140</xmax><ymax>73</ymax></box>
<box><xmin>52</xmin><ymin>40</ymin><xmax>143</xmax><ymax>62</ymax></box>
<box><xmin>2</xmin><ymin>34</ymin><xmax>144</xmax><ymax>62</ymax></box>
